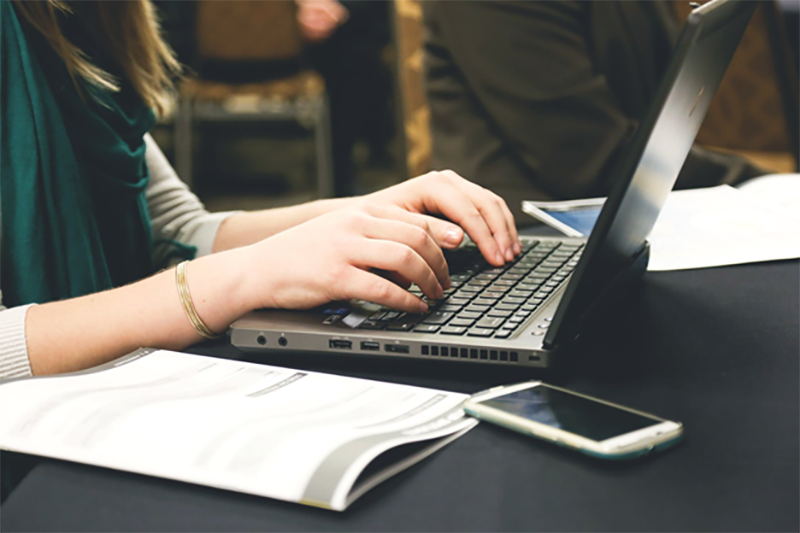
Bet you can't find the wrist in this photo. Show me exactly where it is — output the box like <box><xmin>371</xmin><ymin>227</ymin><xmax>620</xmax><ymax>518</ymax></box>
<box><xmin>186</xmin><ymin>247</ymin><xmax>257</xmax><ymax>332</ymax></box>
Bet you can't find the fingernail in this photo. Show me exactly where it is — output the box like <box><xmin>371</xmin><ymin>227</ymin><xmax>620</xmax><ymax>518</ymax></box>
<box><xmin>444</xmin><ymin>227</ymin><xmax>463</xmax><ymax>245</ymax></box>
<box><xmin>418</xmin><ymin>300</ymin><xmax>429</xmax><ymax>313</ymax></box>
<box><xmin>514</xmin><ymin>242</ymin><xmax>522</xmax><ymax>254</ymax></box>
<box><xmin>495</xmin><ymin>251</ymin><xmax>504</xmax><ymax>264</ymax></box>
<box><xmin>436</xmin><ymin>284</ymin><xmax>444</xmax><ymax>298</ymax></box>
<box><xmin>505</xmin><ymin>248</ymin><xmax>514</xmax><ymax>261</ymax></box>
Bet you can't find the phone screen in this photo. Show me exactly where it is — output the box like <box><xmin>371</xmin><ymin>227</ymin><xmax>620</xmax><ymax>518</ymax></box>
<box><xmin>541</xmin><ymin>206</ymin><xmax>602</xmax><ymax>236</ymax></box>
<box><xmin>480</xmin><ymin>385</ymin><xmax>660</xmax><ymax>441</ymax></box>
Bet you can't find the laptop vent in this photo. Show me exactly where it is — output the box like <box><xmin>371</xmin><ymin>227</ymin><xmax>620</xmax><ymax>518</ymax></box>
<box><xmin>420</xmin><ymin>345</ymin><xmax>518</xmax><ymax>362</ymax></box>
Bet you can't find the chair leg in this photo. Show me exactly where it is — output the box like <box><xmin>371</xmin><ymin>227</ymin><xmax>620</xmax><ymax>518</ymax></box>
<box><xmin>175</xmin><ymin>97</ymin><xmax>194</xmax><ymax>189</ymax></box>
<box><xmin>314</xmin><ymin>95</ymin><xmax>335</xmax><ymax>198</ymax></box>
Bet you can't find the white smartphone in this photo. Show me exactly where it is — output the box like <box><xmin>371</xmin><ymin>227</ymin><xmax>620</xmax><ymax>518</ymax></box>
<box><xmin>464</xmin><ymin>381</ymin><xmax>683</xmax><ymax>459</ymax></box>
<box><xmin>521</xmin><ymin>198</ymin><xmax>605</xmax><ymax>237</ymax></box>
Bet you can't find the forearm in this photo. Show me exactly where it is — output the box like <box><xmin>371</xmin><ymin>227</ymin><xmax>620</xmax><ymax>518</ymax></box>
<box><xmin>212</xmin><ymin>197</ymin><xmax>354</xmax><ymax>252</ymax></box>
<box><xmin>26</xmin><ymin>247</ymin><xmax>254</xmax><ymax>376</ymax></box>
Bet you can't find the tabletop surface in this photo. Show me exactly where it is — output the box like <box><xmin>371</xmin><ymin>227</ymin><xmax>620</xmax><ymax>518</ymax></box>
<box><xmin>2</xmin><ymin>260</ymin><xmax>798</xmax><ymax>532</ymax></box>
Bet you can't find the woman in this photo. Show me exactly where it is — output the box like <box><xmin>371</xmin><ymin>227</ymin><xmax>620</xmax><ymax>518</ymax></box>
<box><xmin>0</xmin><ymin>0</ymin><xmax>520</xmax><ymax>379</ymax></box>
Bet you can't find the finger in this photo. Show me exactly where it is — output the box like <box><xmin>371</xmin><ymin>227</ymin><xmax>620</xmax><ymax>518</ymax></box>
<box><xmin>340</xmin><ymin>268</ymin><xmax>428</xmax><ymax>313</ymax></box>
<box><xmin>361</xmin><ymin>215</ymin><xmax>450</xmax><ymax>289</ymax></box>
<box><xmin>452</xmin><ymin>177</ymin><xmax>519</xmax><ymax>260</ymax></box>
<box><xmin>498</xmin><ymin>198</ymin><xmax>521</xmax><ymax>254</ymax></box>
<box><xmin>423</xmin><ymin>179</ymin><xmax>505</xmax><ymax>266</ymax></box>
<box><xmin>364</xmin><ymin>203</ymin><xmax>464</xmax><ymax>249</ymax></box>
<box><xmin>353</xmin><ymin>239</ymin><xmax>443</xmax><ymax>300</ymax></box>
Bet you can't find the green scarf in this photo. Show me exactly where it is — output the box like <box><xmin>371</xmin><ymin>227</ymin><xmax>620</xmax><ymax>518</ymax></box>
<box><xmin>1</xmin><ymin>1</ymin><xmax>155</xmax><ymax>308</ymax></box>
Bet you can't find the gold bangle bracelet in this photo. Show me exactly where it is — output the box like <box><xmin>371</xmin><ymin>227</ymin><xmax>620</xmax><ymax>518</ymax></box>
<box><xmin>175</xmin><ymin>261</ymin><xmax>225</xmax><ymax>340</ymax></box>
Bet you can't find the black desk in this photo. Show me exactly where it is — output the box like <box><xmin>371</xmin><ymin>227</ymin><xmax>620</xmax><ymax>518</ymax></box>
<box><xmin>3</xmin><ymin>261</ymin><xmax>798</xmax><ymax>532</ymax></box>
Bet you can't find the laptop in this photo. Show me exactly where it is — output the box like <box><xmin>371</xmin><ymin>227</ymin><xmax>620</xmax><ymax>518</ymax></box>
<box><xmin>231</xmin><ymin>0</ymin><xmax>756</xmax><ymax>368</ymax></box>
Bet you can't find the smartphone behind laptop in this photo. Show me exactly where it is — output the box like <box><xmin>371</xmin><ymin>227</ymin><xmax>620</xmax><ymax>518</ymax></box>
<box><xmin>231</xmin><ymin>0</ymin><xmax>757</xmax><ymax>368</ymax></box>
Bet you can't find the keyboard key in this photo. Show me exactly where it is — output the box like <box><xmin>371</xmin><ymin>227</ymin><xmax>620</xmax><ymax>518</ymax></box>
<box><xmin>438</xmin><ymin>304</ymin><xmax>463</xmax><ymax>312</ymax></box>
<box><xmin>508</xmin><ymin>316</ymin><xmax>527</xmax><ymax>324</ymax></box>
<box><xmin>422</xmin><ymin>311</ymin><xmax>455</xmax><ymax>325</ymax></box>
<box><xmin>450</xmin><ymin>318</ymin><xmax>475</xmax><ymax>327</ymax></box>
<box><xmin>465</xmin><ymin>304</ymin><xmax>491</xmax><ymax>313</ymax></box>
<box><xmin>494</xmin><ymin>330</ymin><xmax>512</xmax><ymax>339</ymax></box>
<box><xmin>510</xmin><ymin>289</ymin><xmax>534</xmax><ymax>297</ymax></box>
<box><xmin>480</xmin><ymin>291</ymin><xmax>504</xmax><ymax>300</ymax></box>
<box><xmin>387</xmin><ymin>321</ymin><xmax>416</xmax><ymax>331</ymax></box>
<box><xmin>495</xmin><ymin>303</ymin><xmax>520</xmax><ymax>311</ymax></box>
<box><xmin>414</xmin><ymin>324</ymin><xmax>440</xmax><ymax>333</ymax></box>
<box><xmin>475</xmin><ymin>317</ymin><xmax>506</xmax><ymax>329</ymax></box>
<box><xmin>440</xmin><ymin>326</ymin><xmax>467</xmax><ymax>335</ymax></box>
<box><xmin>474</xmin><ymin>298</ymin><xmax>497</xmax><ymax>307</ymax></box>
<box><xmin>504</xmin><ymin>297</ymin><xmax>526</xmax><ymax>305</ymax></box>
<box><xmin>488</xmin><ymin>284</ymin><xmax>513</xmax><ymax>293</ymax></box>
<box><xmin>457</xmin><ymin>311</ymin><xmax>482</xmax><ymax>320</ymax></box>
<box><xmin>358</xmin><ymin>320</ymin><xmax>385</xmax><ymax>330</ymax></box>
<box><xmin>460</xmin><ymin>285</ymin><xmax>483</xmax><ymax>293</ymax></box>
<box><xmin>467</xmin><ymin>327</ymin><xmax>495</xmax><ymax>337</ymax></box>
<box><xmin>446</xmin><ymin>297</ymin><xmax>470</xmax><ymax>306</ymax></box>
<box><xmin>452</xmin><ymin>290</ymin><xmax>477</xmax><ymax>300</ymax></box>
<box><xmin>487</xmin><ymin>309</ymin><xmax>513</xmax><ymax>318</ymax></box>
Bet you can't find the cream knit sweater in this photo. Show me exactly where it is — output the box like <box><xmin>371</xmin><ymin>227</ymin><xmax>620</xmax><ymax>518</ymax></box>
<box><xmin>0</xmin><ymin>134</ymin><xmax>238</xmax><ymax>379</ymax></box>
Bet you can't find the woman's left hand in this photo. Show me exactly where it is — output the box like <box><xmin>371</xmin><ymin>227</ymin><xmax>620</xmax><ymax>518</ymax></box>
<box><xmin>365</xmin><ymin>170</ymin><xmax>521</xmax><ymax>266</ymax></box>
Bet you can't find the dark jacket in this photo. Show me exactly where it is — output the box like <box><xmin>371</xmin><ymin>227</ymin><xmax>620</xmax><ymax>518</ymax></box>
<box><xmin>424</xmin><ymin>1</ymin><xmax>761</xmax><ymax>220</ymax></box>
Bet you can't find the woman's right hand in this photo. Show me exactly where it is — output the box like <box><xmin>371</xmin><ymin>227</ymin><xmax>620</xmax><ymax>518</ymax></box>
<box><xmin>241</xmin><ymin>202</ymin><xmax>464</xmax><ymax>314</ymax></box>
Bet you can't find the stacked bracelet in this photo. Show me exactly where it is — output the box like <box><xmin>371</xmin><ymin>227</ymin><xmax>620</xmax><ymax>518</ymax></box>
<box><xmin>175</xmin><ymin>261</ymin><xmax>225</xmax><ymax>340</ymax></box>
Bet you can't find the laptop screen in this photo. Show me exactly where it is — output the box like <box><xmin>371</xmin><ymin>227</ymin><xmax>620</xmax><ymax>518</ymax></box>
<box><xmin>545</xmin><ymin>0</ymin><xmax>757</xmax><ymax>349</ymax></box>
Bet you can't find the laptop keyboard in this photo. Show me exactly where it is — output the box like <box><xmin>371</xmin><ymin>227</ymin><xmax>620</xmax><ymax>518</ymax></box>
<box><xmin>328</xmin><ymin>239</ymin><xmax>584</xmax><ymax>340</ymax></box>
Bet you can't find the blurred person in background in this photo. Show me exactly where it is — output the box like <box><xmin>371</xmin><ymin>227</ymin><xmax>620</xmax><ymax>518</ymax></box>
<box><xmin>424</xmin><ymin>1</ymin><xmax>765</xmax><ymax>220</ymax></box>
<box><xmin>297</xmin><ymin>0</ymin><xmax>395</xmax><ymax>196</ymax></box>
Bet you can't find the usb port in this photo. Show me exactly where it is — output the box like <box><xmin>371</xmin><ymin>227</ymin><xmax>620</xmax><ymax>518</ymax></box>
<box><xmin>329</xmin><ymin>339</ymin><xmax>352</xmax><ymax>350</ymax></box>
<box><xmin>360</xmin><ymin>341</ymin><xmax>380</xmax><ymax>351</ymax></box>
<box><xmin>385</xmin><ymin>344</ymin><xmax>409</xmax><ymax>354</ymax></box>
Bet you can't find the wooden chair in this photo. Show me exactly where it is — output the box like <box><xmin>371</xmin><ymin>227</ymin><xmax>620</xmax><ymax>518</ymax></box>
<box><xmin>174</xmin><ymin>1</ymin><xmax>334</xmax><ymax>197</ymax></box>
<box><xmin>393</xmin><ymin>0</ymin><xmax>431</xmax><ymax>179</ymax></box>
<box><xmin>677</xmin><ymin>0</ymin><xmax>799</xmax><ymax>173</ymax></box>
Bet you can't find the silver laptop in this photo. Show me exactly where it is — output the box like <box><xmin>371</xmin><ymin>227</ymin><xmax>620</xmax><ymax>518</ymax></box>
<box><xmin>231</xmin><ymin>0</ymin><xmax>755</xmax><ymax>368</ymax></box>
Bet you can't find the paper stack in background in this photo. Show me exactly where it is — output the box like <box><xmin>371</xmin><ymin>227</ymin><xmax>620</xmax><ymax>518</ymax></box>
<box><xmin>523</xmin><ymin>175</ymin><xmax>800</xmax><ymax>271</ymax></box>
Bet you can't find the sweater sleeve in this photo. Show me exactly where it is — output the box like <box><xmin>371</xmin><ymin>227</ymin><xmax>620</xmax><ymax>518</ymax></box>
<box><xmin>0</xmin><ymin>302</ymin><xmax>35</xmax><ymax>379</ymax></box>
<box><xmin>0</xmin><ymin>137</ymin><xmax>238</xmax><ymax>380</ymax></box>
<box><xmin>144</xmin><ymin>134</ymin><xmax>241</xmax><ymax>268</ymax></box>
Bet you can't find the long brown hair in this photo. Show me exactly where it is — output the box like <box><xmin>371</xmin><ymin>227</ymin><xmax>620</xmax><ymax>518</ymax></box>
<box><xmin>14</xmin><ymin>0</ymin><xmax>180</xmax><ymax>117</ymax></box>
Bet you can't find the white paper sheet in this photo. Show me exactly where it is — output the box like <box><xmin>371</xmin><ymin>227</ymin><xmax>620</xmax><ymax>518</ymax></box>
<box><xmin>646</xmin><ymin>184</ymin><xmax>800</xmax><ymax>271</ymax></box>
<box><xmin>0</xmin><ymin>350</ymin><xmax>476</xmax><ymax>511</ymax></box>
<box><xmin>523</xmin><ymin>180</ymin><xmax>800</xmax><ymax>271</ymax></box>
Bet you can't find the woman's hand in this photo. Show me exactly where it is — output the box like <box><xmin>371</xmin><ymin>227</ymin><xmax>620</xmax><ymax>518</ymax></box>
<box><xmin>243</xmin><ymin>202</ymin><xmax>463</xmax><ymax>313</ymax></box>
<box><xmin>364</xmin><ymin>170</ymin><xmax>521</xmax><ymax>266</ymax></box>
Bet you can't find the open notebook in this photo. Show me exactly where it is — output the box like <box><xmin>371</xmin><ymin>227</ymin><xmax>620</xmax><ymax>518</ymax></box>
<box><xmin>0</xmin><ymin>349</ymin><xmax>476</xmax><ymax>511</ymax></box>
